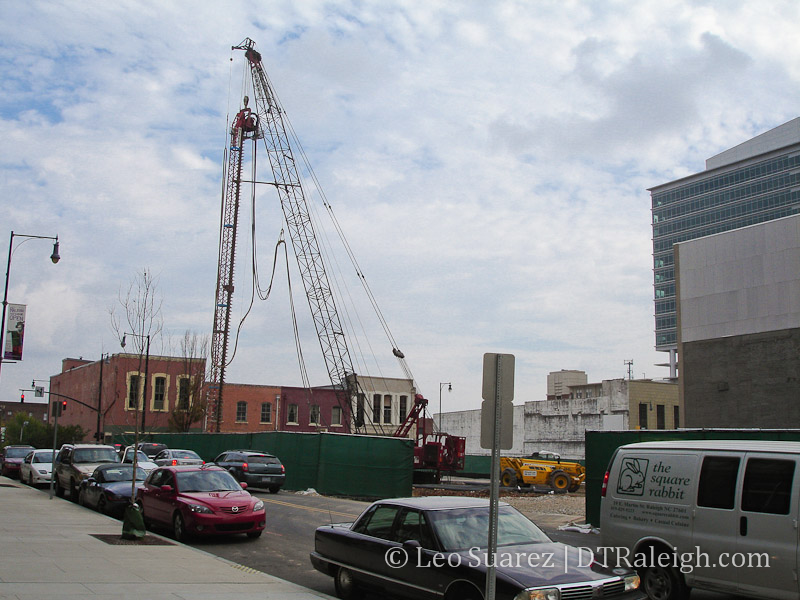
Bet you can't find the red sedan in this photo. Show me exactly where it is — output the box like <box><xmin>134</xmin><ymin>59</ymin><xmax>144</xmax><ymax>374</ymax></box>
<box><xmin>136</xmin><ymin>464</ymin><xmax>266</xmax><ymax>541</ymax></box>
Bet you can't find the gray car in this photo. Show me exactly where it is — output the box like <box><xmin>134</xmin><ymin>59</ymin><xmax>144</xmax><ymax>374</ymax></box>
<box><xmin>153</xmin><ymin>448</ymin><xmax>204</xmax><ymax>466</ymax></box>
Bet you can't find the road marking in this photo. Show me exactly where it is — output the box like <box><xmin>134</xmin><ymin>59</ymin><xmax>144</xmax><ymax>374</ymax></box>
<box><xmin>261</xmin><ymin>497</ymin><xmax>360</xmax><ymax>519</ymax></box>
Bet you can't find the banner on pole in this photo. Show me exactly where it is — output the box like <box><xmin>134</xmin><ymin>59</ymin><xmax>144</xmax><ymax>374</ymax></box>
<box><xmin>4</xmin><ymin>303</ymin><xmax>26</xmax><ymax>361</ymax></box>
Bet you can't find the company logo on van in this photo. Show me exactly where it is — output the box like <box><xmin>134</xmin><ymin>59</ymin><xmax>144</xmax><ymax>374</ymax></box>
<box><xmin>617</xmin><ymin>457</ymin><xmax>648</xmax><ymax>496</ymax></box>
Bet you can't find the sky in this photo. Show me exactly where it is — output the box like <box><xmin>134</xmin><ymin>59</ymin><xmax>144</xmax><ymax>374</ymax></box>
<box><xmin>1</xmin><ymin>1</ymin><xmax>799</xmax><ymax>416</ymax></box>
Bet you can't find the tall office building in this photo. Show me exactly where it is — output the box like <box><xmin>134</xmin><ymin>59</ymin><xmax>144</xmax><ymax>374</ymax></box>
<box><xmin>650</xmin><ymin>118</ymin><xmax>800</xmax><ymax>377</ymax></box>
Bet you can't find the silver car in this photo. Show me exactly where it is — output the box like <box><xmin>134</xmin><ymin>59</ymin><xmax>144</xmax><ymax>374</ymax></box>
<box><xmin>153</xmin><ymin>448</ymin><xmax>204</xmax><ymax>466</ymax></box>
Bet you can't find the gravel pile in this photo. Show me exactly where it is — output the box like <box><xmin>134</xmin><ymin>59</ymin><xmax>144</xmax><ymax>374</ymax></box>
<box><xmin>505</xmin><ymin>493</ymin><xmax>585</xmax><ymax>517</ymax></box>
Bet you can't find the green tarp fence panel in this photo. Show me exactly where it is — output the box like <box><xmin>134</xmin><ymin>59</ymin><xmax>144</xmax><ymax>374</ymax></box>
<box><xmin>114</xmin><ymin>431</ymin><xmax>413</xmax><ymax>499</ymax></box>
<box><xmin>585</xmin><ymin>429</ymin><xmax>800</xmax><ymax>527</ymax></box>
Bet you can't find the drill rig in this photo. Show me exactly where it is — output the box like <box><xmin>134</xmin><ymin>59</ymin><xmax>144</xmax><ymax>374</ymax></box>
<box><xmin>208</xmin><ymin>38</ymin><xmax>464</xmax><ymax>479</ymax></box>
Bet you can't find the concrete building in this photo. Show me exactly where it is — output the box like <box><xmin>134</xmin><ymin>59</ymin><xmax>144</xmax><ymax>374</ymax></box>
<box><xmin>547</xmin><ymin>370</ymin><xmax>588</xmax><ymax>399</ymax></box>
<box><xmin>352</xmin><ymin>375</ymin><xmax>416</xmax><ymax>436</ymax></box>
<box><xmin>439</xmin><ymin>373</ymin><xmax>678</xmax><ymax>460</ymax></box>
<box><xmin>650</xmin><ymin>117</ymin><xmax>800</xmax><ymax>377</ymax></box>
<box><xmin>675</xmin><ymin>214</ymin><xmax>800</xmax><ymax>427</ymax></box>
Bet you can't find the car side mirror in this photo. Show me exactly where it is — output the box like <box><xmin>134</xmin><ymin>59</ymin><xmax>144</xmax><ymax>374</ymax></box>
<box><xmin>239</xmin><ymin>481</ymin><xmax>248</xmax><ymax>490</ymax></box>
<box><xmin>403</xmin><ymin>539</ymin><xmax>422</xmax><ymax>551</ymax></box>
<box><xmin>86</xmin><ymin>477</ymin><xmax>96</xmax><ymax>485</ymax></box>
<box><xmin>160</xmin><ymin>484</ymin><xmax>173</xmax><ymax>493</ymax></box>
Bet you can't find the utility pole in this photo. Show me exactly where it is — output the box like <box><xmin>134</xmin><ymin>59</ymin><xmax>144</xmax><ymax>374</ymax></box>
<box><xmin>624</xmin><ymin>359</ymin><xmax>634</xmax><ymax>380</ymax></box>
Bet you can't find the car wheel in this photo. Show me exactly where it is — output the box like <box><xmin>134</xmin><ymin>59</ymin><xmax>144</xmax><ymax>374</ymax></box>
<box><xmin>641</xmin><ymin>553</ymin><xmax>690</xmax><ymax>600</ymax></box>
<box><xmin>78</xmin><ymin>488</ymin><xmax>86</xmax><ymax>507</ymax></box>
<box><xmin>334</xmin><ymin>566</ymin><xmax>364</xmax><ymax>599</ymax></box>
<box><xmin>55</xmin><ymin>478</ymin><xmax>65</xmax><ymax>498</ymax></box>
<box><xmin>550</xmin><ymin>470</ymin><xmax>570</xmax><ymax>494</ymax></box>
<box><xmin>500</xmin><ymin>467</ymin><xmax>518</xmax><ymax>487</ymax></box>
<box><xmin>28</xmin><ymin>472</ymin><xmax>34</xmax><ymax>486</ymax></box>
<box><xmin>268</xmin><ymin>486</ymin><xmax>280</xmax><ymax>494</ymax></box>
<box><xmin>173</xmin><ymin>512</ymin><xmax>188</xmax><ymax>542</ymax></box>
<box><xmin>246</xmin><ymin>530</ymin><xmax>262</xmax><ymax>539</ymax></box>
<box><xmin>97</xmin><ymin>495</ymin><xmax>108</xmax><ymax>515</ymax></box>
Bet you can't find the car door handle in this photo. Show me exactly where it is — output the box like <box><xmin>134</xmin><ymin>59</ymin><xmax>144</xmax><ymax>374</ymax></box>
<box><xmin>740</xmin><ymin>516</ymin><xmax>747</xmax><ymax>536</ymax></box>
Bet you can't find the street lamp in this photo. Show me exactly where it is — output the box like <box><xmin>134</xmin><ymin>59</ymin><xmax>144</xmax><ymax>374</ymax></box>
<box><xmin>0</xmin><ymin>231</ymin><xmax>60</xmax><ymax>382</ymax></box>
<box><xmin>439</xmin><ymin>382</ymin><xmax>452</xmax><ymax>431</ymax></box>
<box><xmin>121</xmin><ymin>332</ymin><xmax>150</xmax><ymax>432</ymax></box>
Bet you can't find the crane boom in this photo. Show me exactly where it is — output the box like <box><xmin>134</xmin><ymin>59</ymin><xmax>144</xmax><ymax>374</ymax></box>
<box><xmin>207</xmin><ymin>103</ymin><xmax>257</xmax><ymax>432</ymax></box>
<box><xmin>233</xmin><ymin>38</ymin><xmax>361</xmax><ymax>429</ymax></box>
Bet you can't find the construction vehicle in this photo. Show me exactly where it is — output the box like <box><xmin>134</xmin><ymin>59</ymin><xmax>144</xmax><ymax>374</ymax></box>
<box><xmin>212</xmin><ymin>39</ymin><xmax>465</xmax><ymax>479</ymax></box>
<box><xmin>499</xmin><ymin>450</ymin><xmax>585</xmax><ymax>493</ymax></box>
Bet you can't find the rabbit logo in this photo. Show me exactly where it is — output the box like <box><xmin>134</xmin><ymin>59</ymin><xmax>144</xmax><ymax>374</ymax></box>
<box><xmin>617</xmin><ymin>458</ymin><xmax>648</xmax><ymax>496</ymax></box>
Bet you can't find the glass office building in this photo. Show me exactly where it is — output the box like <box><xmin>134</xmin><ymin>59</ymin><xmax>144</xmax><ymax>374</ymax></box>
<box><xmin>650</xmin><ymin>118</ymin><xmax>800</xmax><ymax>376</ymax></box>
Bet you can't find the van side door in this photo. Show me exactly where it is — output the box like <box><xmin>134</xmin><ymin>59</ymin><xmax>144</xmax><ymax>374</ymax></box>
<box><xmin>736</xmin><ymin>453</ymin><xmax>798</xmax><ymax>600</ymax></box>
<box><xmin>691</xmin><ymin>454</ymin><xmax>742</xmax><ymax>593</ymax></box>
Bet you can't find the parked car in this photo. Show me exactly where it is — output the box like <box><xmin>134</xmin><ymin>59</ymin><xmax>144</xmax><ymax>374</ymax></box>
<box><xmin>153</xmin><ymin>448</ymin><xmax>204</xmax><ymax>467</ymax></box>
<box><xmin>1</xmin><ymin>445</ymin><xmax>36</xmax><ymax>478</ymax></box>
<box><xmin>136</xmin><ymin>464</ymin><xmax>266</xmax><ymax>541</ymax></box>
<box><xmin>311</xmin><ymin>496</ymin><xmax>643</xmax><ymax>600</ymax></box>
<box><xmin>137</xmin><ymin>442</ymin><xmax>168</xmax><ymax>458</ymax></box>
<box><xmin>120</xmin><ymin>447</ymin><xmax>158</xmax><ymax>473</ymax></box>
<box><xmin>78</xmin><ymin>463</ymin><xmax>147</xmax><ymax>517</ymax></box>
<box><xmin>212</xmin><ymin>450</ymin><xmax>285</xmax><ymax>493</ymax></box>
<box><xmin>54</xmin><ymin>444</ymin><xmax>120</xmax><ymax>500</ymax></box>
<box><xmin>20</xmin><ymin>449</ymin><xmax>54</xmax><ymax>486</ymax></box>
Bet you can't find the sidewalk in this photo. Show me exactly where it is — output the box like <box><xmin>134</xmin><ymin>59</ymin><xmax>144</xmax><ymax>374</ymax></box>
<box><xmin>0</xmin><ymin>477</ymin><xmax>334</xmax><ymax>599</ymax></box>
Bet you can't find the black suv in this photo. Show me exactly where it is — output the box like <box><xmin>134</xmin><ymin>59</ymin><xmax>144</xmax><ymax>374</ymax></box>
<box><xmin>213</xmin><ymin>450</ymin><xmax>285</xmax><ymax>493</ymax></box>
<box><xmin>137</xmin><ymin>442</ymin><xmax>168</xmax><ymax>458</ymax></box>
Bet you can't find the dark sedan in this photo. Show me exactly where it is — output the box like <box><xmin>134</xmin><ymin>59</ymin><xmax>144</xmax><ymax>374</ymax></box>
<box><xmin>78</xmin><ymin>464</ymin><xmax>147</xmax><ymax>517</ymax></box>
<box><xmin>212</xmin><ymin>450</ymin><xmax>286</xmax><ymax>493</ymax></box>
<box><xmin>311</xmin><ymin>496</ymin><xmax>643</xmax><ymax>600</ymax></box>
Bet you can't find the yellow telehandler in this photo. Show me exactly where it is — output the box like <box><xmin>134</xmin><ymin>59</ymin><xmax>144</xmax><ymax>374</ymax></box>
<box><xmin>499</xmin><ymin>450</ymin><xmax>585</xmax><ymax>493</ymax></box>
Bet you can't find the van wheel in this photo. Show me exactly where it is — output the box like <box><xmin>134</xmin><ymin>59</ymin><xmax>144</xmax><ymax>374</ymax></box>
<box><xmin>500</xmin><ymin>468</ymin><xmax>518</xmax><ymax>487</ymax></box>
<box><xmin>641</xmin><ymin>557</ymin><xmax>689</xmax><ymax>600</ymax></box>
<box><xmin>550</xmin><ymin>470</ymin><xmax>570</xmax><ymax>494</ymax></box>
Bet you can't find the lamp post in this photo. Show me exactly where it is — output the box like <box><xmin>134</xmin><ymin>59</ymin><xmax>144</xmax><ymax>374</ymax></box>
<box><xmin>121</xmin><ymin>333</ymin><xmax>150</xmax><ymax>433</ymax></box>
<box><xmin>439</xmin><ymin>382</ymin><xmax>452</xmax><ymax>432</ymax></box>
<box><xmin>0</xmin><ymin>231</ymin><xmax>60</xmax><ymax>382</ymax></box>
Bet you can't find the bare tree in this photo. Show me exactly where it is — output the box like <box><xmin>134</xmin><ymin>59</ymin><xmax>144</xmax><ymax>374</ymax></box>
<box><xmin>168</xmin><ymin>330</ymin><xmax>209</xmax><ymax>432</ymax></box>
<box><xmin>110</xmin><ymin>269</ymin><xmax>163</xmax><ymax>434</ymax></box>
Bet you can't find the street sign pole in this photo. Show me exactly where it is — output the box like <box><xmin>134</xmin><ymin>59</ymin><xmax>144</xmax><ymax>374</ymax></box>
<box><xmin>481</xmin><ymin>353</ymin><xmax>514</xmax><ymax>600</ymax></box>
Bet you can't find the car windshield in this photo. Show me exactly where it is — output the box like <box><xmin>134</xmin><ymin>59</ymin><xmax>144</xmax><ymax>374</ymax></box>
<box><xmin>176</xmin><ymin>470</ymin><xmax>241</xmax><ymax>492</ymax></box>
<box><xmin>427</xmin><ymin>505</ymin><xmax>551</xmax><ymax>551</ymax></box>
<box><xmin>173</xmin><ymin>450</ymin><xmax>201</xmax><ymax>459</ymax></box>
<box><xmin>123</xmin><ymin>451</ymin><xmax>150</xmax><ymax>463</ymax></box>
<box><xmin>33</xmin><ymin>451</ymin><xmax>54</xmax><ymax>463</ymax></box>
<box><xmin>101</xmin><ymin>466</ymin><xmax>147</xmax><ymax>482</ymax></box>
<box><xmin>6</xmin><ymin>447</ymin><xmax>33</xmax><ymax>458</ymax></box>
<box><xmin>73</xmin><ymin>448</ymin><xmax>120</xmax><ymax>463</ymax></box>
<box><xmin>248</xmin><ymin>456</ymin><xmax>280</xmax><ymax>465</ymax></box>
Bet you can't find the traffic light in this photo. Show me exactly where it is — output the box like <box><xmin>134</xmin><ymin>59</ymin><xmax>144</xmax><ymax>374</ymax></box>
<box><xmin>20</xmin><ymin>392</ymin><xmax>24</xmax><ymax>403</ymax></box>
<box><xmin>51</xmin><ymin>400</ymin><xmax>61</xmax><ymax>417</ymax></box>
<box><xmin>61</xmin><ymin>399</ymin><xmax>67</xmax><ymax>413</ymax></box>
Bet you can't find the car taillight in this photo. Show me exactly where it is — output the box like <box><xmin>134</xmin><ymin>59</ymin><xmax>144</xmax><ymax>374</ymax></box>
<box><xmin>242</xmin><ymin>462</ymin><xmax>249</xmax><ymax>472</ymax></box>
<box><xmin>172</xmin><ymin>459</ymin><xmax>178</xmax><ymax>466</ymax></box>
<box><xmin>281</xmin><ymin>465</ymin><xmax>285</xmax><ymax>474</ymax></box>
<box><xmin>601</xmin><ymin>470</ymin><xmax>609</xmax><ymax>497</ymax></box>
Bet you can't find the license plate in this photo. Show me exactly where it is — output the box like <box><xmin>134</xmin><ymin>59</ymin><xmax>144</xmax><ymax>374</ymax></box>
<box><xmin>261</xmin><ymin>477</ymin><xmax>274</xmax><ymax>483</ymax></box>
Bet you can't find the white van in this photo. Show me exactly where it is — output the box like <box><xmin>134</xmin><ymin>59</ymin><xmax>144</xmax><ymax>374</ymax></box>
<box><xmin>599</xmin><ymin>440</ymin><xmax>800</xmax><ymax>600</ymax></box>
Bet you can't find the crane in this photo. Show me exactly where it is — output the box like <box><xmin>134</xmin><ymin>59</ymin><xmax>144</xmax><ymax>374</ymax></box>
<box><xmin>208</xmin><ymin>39</ymin><xmax>465</xmax><ymax>479</ymax></box>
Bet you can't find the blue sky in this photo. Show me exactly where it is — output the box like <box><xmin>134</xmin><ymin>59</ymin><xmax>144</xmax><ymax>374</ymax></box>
<box><xmin>1</xmin><ymin>1</ymin><xmax>799</xmax><ymax>414</ymax></box>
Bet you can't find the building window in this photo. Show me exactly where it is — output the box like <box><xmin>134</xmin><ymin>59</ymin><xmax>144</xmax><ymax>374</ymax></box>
<box><xmin>638</xmin><ymin>403</ymin><xmax>648</xmax><ymax>429</ymax></box>
<box><xmin>287</xmin><ymin>404</ymin><xmax>299</xmax><ymax>424</ymax></box>
<box><xmin>356</xmin><ymin>394</ymin><xmax>365</xmax><ymax>427</ymax></box>
<box><xmin>236</xmin><ymin>401</ymin><xmax>247</xmax><ymax>423</ymax></box>
<box><xmin>178</xmin><ymin>378</ymin><xmax>190</xmax><ymax>410</ymax></box>
<box><xmin>310</xmin><ymin>404</ymin><xmax>320</xmax><ymax>425</ymax></box>
<box><xmin>260</xmin><ymin>403</ymin><xmax>272</xmax><ymax>424</ymax></box>
<box><xmin>153</xmin><ymin>376</ymin><xmax>166</xmax><ymax>411</ymax></box>
<box><xmin>372</xmin><ymin>394</ymin><xmax>381</xmax><ymax>423</ymax></box>
<box><xmin>399</xmin><ymin>396</ymin><xmax>408</xmax><ymax>422</ymax></box>
<box><xmin>673</xmin><ymin>405</ymin><xmax>680</xmax><ymax>428</ymax></box>
<box><xmin>127</xmin><ymin>374</ymin><xmax>141</xmax><ymax>410</ymax></box>
<box><xmin>656</xmin><ymin>404</ymin><xmax>665</xmax><ymax>429</ymax></box>
<box><xmin>331</xmin><ymin>406</ymin><xmax>342</xmax><ymax>426</ymax></box>
<box><xmin>383</xmin><ymin>395</ymin><xmax>392</xmax><ymax>424</ymax></box>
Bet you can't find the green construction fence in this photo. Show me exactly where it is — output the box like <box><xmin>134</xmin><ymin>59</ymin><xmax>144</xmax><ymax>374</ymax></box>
<box><xmin>585</xmin><ymin>429</ymin><xmax>800</xmax><ymax>527</ymax></box>
<box><xmin>113</xmin><ymin>431</ymin><xmax>414</xmax><ymax>499</ymax></box>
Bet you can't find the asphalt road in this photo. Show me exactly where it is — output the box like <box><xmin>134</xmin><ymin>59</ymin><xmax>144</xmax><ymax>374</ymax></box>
<box><xmin>101</xmin><ymin>486</ymin><xmax>749</xmax><ymax>600</ymax></box>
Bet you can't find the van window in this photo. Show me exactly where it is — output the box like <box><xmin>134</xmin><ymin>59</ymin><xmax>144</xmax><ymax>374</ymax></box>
<box><xmin>742</xmin><ymin>458</ymin><xmax>795</xmax><ymax>515</ymax></box>
<box><xmin>697</xmin><ymin>456</ymin><xmax>739</xmax><ymax>509</ymax></box>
